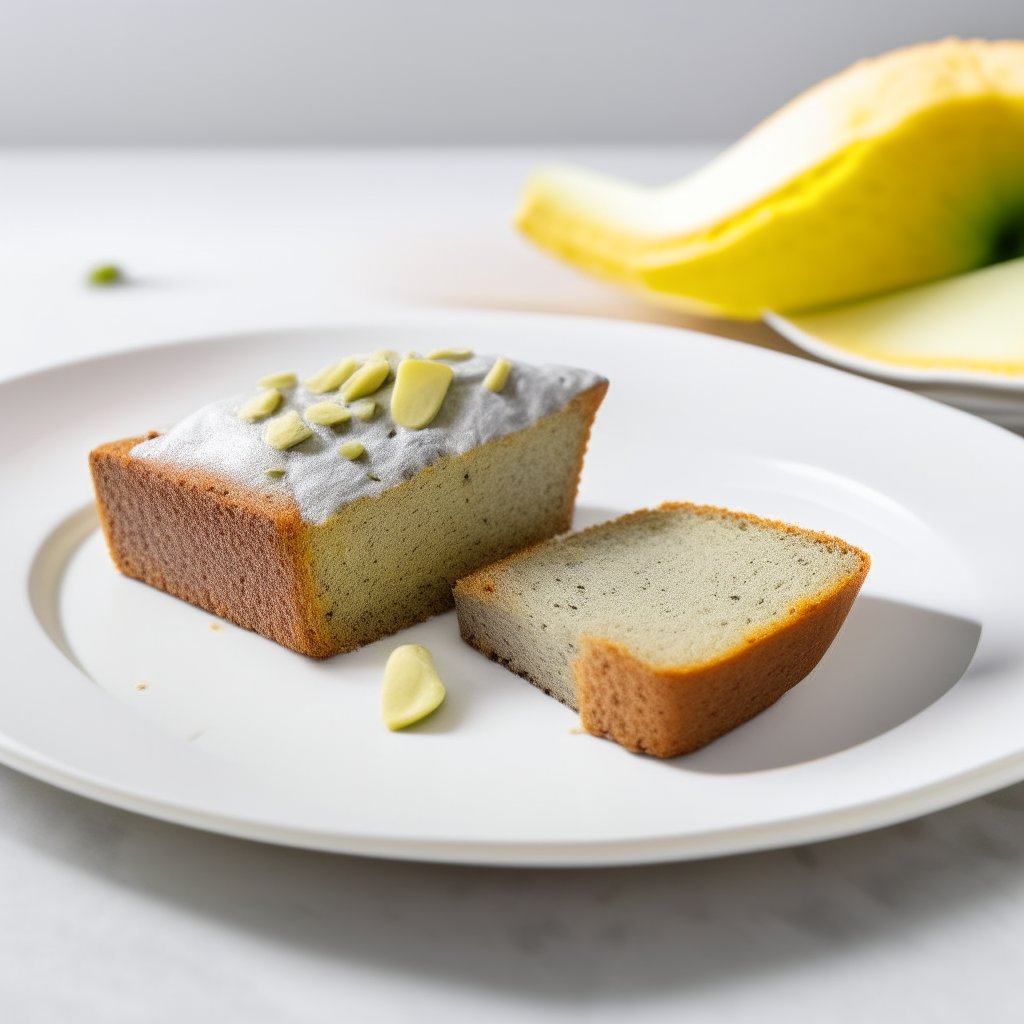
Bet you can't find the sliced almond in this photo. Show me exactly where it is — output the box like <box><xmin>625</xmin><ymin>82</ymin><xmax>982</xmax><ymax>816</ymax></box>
<box><xmin>304</xmin><ymin>401</ymin><xmax>351</xmax><ymax>426</ymax></box>
<box><xmin>338</xmin><ymin>441</ymin><xmax>365</xmax><ymax>460</ymax></box>
<box><xmin>257</xmin><ymin>371</ymin><xmax>297</xmax><ymax>390</ymax></box>
<box><xmin>381</xmin><ymin>645</ymin><xmax>447</xmax><ymax>730</ymax></box>
<box><xmin>483</xmin><ymin>357</ymin><xmax>512</xmax><ymax>393</ymax></box>
<box><xmin>237</xmin><ymin>388</ymin><xmax>282</xmax><ymax>421</ymax></box>
<box><xmin>391</xmin><ymin>359</ymin><xmax>454</xmax><ymax>429</ymax></box>
<box><xmin>304</xmin><ymin>357</ymin><xmax>358</xmax><ymax>394</ymax></box>
<box><xmin>425</xmin><ymin>347</ymin><xmax>473</xmax><ymax>361</ymax></box>
<box><xmin>264</xmin><ymin>410</ymin><xmax>313</xmax><ymax>450</ymax></box>
<box><xmin>341</xmin><ymin>358</ymin><xmax>391</xmax><ymax>401</ymax></box>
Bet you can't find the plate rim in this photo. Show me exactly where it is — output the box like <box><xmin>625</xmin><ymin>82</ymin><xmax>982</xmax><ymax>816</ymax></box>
<box><xmin>5</xmin><ymin>730</ymin><xmax>1024</xmax><ymax>868</ymax></box>
<box><xmin>765</xmin><ymin>310</ymin><xmax>1024</xmax><ymax>392</ymax></box>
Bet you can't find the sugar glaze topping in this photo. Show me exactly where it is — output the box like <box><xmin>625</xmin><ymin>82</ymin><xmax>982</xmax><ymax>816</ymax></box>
<box><xmin>131</xmin><ymin>353</ymin><xmax>605</xmax><ymax>525</ymax></box>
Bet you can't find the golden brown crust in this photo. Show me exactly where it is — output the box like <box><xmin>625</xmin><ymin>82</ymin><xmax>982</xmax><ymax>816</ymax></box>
<box><xmin>575</xmin><ymin>546</ymin><xmax>869</xmax><ymax>758</ymax></box>
<box><xmin>455</xmin><ymin>501</ymin><xmax>870</xmax><ymax>758</ymax></box>
<box><xmin>89</xmin><ymin>436</ymin><xmax>330</xmax><ymax>656</ymax></box>
<box><xmin>576</xmin><ymin>504</ymin><xmax>871</xmax><ymax>757</ymax></box>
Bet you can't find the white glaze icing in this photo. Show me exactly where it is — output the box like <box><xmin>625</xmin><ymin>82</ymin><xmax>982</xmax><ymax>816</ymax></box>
<box><xmin>130</xmin><ymin>353</ymin><xmax>605</xmax><ymax>525</ymax></box>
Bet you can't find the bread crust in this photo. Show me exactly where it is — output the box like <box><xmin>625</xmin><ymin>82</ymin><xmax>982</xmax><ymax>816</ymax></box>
<box><xmin>89</xmin><ymin>382</ymin><xmax>607</xmax><ymax>658</ymax></box>
<box><xmin>455</xmin><ymin>502</ymin><xmax>870</xmax><ymax>758</ymax></box>
<box><xmin>90</xmin><ymin>435</ymin><xmax>328</xmax><ymax>654</ymax></box>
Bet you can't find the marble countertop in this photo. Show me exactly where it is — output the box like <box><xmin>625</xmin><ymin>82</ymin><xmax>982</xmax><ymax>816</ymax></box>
<box><xmin>2</xmin><ymin>149</ymin><xmax>1022</xmax><ymax>1023</ymax></box>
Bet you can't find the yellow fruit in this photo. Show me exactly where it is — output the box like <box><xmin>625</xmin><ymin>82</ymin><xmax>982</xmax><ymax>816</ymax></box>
<box><xmin>517</xmin><ymin>38</ymin><xmax>1024</xmax><ymax>320</ymax></box>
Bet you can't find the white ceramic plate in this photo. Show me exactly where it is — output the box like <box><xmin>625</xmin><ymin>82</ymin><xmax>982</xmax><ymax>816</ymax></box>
<box><xmin>764</xmin><ymin>257</ymin><xmax>1024</xmax><ymax>394</ymax></box>
<box><xmin>766</xmin><ymin>309</ymin><xmax>1024</xmax><ymax>392</ymax></box>
<box><xmin>766</xmin><ymin>309</ymin><xmax>1024</xmax><ymax>435</ymax></box>
<box><xmin>7</xmin><ymin>310</ymin><xmax>1024</xmax><ymax>867</ymax></box>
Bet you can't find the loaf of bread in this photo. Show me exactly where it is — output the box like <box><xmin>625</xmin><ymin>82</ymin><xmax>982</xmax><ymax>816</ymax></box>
<box><xmin>90</xmin><ymin>352</ymin><xmax>607</xmax><ymax>657</ymax></box>
<box><xmin>453</xmin><ymin>502</ymin><xmax>870</xmax><ymax>757</ymax></box>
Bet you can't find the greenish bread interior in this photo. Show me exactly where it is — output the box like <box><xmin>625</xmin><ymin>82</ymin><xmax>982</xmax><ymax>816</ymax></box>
<box><xmin>306</xmin><ymin>384</ymin><xmax>606</xmax><ymax>653</ymax></box>
<box><xmin>454</xmin><ymin>504</ymin><xmax>867</xmax><ymax>709</ymax></box>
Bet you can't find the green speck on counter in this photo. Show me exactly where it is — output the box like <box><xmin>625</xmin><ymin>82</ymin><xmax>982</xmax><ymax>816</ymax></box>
<box><xmin>87</xmin><ymin>264</ymin><xmax>124</xmax><ymax>286</ymax></box>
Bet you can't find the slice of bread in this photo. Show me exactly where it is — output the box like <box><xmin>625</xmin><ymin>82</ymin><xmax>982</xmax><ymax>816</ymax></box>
<box><xmin>90</xmin><ymin>383</ymin><xmax>606</xmax><ymax>658</ymax></box>
<box><xmin>453</xmin><ymin>502</ymin><xmax>870</xmax><ymax>758</ymax></box>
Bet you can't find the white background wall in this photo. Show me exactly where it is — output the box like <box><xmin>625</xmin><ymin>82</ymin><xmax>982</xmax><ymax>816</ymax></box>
<box><xmin>0</xmin><ymin>0</ymin><xmax>1021</xmax><ymax>146</ymax></box>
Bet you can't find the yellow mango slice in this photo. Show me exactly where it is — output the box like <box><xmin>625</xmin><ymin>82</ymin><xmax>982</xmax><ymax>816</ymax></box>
<box><xmin>381</xmin><ymin>645</ymin><xmax>446</xmax><ymax>730</ymax></box>
<box><xmin>341</xmin><ymin>358</ymin><xmax>391</xmax><ymax>401</ymax></box>
<box><xmin>305</xmin><ymin>357</ymin><xmax>358</xmax><ymax>394</ymax></box>
<box><xmin>391</xmin><ymin>359</ymin><xmax>455</xmax><ymax>429</ymax></box>
<box><xmin>304</xmin><ymin>401</ymin><xmax>351</xmax><ymax>426</ymax></box>
<box><xmin>482</xmin><ymin>358</ymin><xmax>511</xmax><ymax>393</ymax></box>
<box><xmin>264</xmin><ymin>411</ymin><xmax>313</xmax><ymax>450</ymax></box>
<box><xmin>237</xmin><ymin>389</ymin><xmax>282</xmax><ymax>421</ymax></box>
<box><xmin>517</xmin><ymin>39</ymin><xmax>1024</xmax><ymax>319</ymax></box>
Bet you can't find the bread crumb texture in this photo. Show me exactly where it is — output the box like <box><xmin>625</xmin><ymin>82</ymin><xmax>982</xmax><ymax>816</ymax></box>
<box><xmin>453</xmin><ymin>503</ymin><xmax>869</xmax><ymax>758</ymax></box>
<box><xmin>89</xmin><ymin>384</ymin><xmax>607</xmax><ymax>657</ymax></box>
